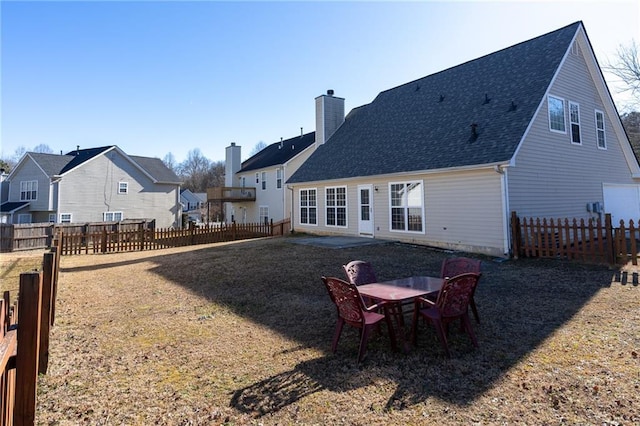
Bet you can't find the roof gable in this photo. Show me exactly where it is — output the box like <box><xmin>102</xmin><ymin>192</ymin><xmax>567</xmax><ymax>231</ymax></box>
<box><xmin>239</xmin><ymin>132</ymin><xmax>315</xmax><ymax>174</ymax></box>
<box><xmin>288</xmin><ymin>22</ymin><xmax>581</xmax><ymax>183</ymax></box>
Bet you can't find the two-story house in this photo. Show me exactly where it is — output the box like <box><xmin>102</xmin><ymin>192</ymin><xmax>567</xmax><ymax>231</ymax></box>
<box><xmin>286</xmin><ymin>22</ymin><xmax>640</xmax><ymax>257</ymax></box>
<box><xmin>211</xmin><ymin>91</ymin><xmax>345</xmax><ymax>224</ymax></box>
<box><xmin>0</xmin><ymin>146</ymin><xmax>182</xmax><ymax>228</ymax></box>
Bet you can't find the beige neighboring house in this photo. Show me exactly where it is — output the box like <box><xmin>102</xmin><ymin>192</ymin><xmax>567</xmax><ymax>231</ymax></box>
<box><xmin>210</xmin><ymin>91</ymin><xmax>345</xmax><ymax>225</ymax></box>
<box><xmin>286</xmin><ymin>22</ymin><xmax>640</xmax><ymax>257</ymax></box>
<box><xmin>1</xmin><ymin>146</ymin><xmax>182</xmax><ymax>227</ymax></box>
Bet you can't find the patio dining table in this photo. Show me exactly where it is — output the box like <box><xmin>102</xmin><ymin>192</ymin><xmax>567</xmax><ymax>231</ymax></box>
<box><xmin>358</xmin><ymin>276</ymin><xmax>444</xmax><ymax>352</ymax></box>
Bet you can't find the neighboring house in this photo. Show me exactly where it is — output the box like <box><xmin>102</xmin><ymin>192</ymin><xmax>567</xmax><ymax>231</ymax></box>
<box><xmin>0</xmin><ymin>146</ymin><xmax>183</xmax><ymax>227</ymax></box>
<box><xmin>180</xmin><ymin>189</ymin><xmax>207</xmax><ymax>222</ymax></box>
<box><xmin>286</xmin><ymin>22</ymin><xmax>640</xmax><ymax>257</ymax></box>
<box><xmin>212</xmin><ymin>91</ymin><xmax>344</xmax><ymax>224</ymax></box>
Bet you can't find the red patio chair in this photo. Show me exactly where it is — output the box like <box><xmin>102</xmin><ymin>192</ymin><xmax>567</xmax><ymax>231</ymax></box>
<box><xmin>438</xmin><ymin>257</ymin><xmax>482</xmax><ymax>323</ymax></box>
<box><xmin>321</xmin><ymin>276</ymin><xmax>396</xmax><ymax>362</ymax></box>
<box><xmin>411</xmin><ymin>272</ymin><xmax>481</xmax><ymax>357</ymax></box>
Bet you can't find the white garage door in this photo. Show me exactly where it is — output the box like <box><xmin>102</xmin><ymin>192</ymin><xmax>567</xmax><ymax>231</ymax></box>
<box><xmin>603</xmin><ymin>184</ymin><xmax>640</xmax><ymax>226</ymax></box>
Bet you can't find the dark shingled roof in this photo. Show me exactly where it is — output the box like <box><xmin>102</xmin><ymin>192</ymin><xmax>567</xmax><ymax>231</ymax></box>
<box><xmin>239</xmin><ymin>132</ymin><xmax>315</xmax><ymax>173</ymax></box>
<box><xmin>288</xmin><ymin>22</ymin><xmax>581</xmax><ymax>183</ymax></box>
<box><xmin>0</xmin><ymin>201</ymin><xmax>29</xmax><ymax>214</ymax></box>
<box><xmin>26</xmin><ymin>146</ymin><xmax>180</xmax><ymax>184</ymax></box>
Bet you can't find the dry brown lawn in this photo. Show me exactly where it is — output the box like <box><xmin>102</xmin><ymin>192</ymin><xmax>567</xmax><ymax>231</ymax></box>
<box><xmin>2</xmin><ymin>235</ymin><xmax>639</xmax><ymax>425</ymax></box>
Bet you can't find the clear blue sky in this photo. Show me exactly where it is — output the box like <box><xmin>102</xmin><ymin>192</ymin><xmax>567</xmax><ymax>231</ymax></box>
<box><xmin>2</xmin><ymin>1</ymin><xmax>638</xmax><ymax>164</ymax></box>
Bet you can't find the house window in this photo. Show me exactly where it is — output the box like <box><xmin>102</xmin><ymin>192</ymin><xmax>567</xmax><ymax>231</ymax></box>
<box><xmin>60</xmin><ymin>213</ymin><xmax>72</xmax><ymax>223</ymax></box>
<box><xmin>48</xmin><ymin>213</ymin><xmax>56</xmax><ymax>223</ymax></box>
<box><xmin>17</xmin><ymin>214</ymin><xmax>32</xmax><ymax>224</ymax></box>
<box><xmin>103</xmin><ymin>211</ymin><xmax>123</xmax><ymax>222</ymax></box>
<box><xmin>595</xmin><ymin>110</ymin><xmax>606</xmax><ymax>149</ymax></box>
<box><xmin>20</xmin><ymin>180</ymin><xmax>37</xmax><ymax>201</ymax></box>
<box><xmin>118</xmin><ymin>182</ymin><xmax>128</xmax><ymax>194</ymax></box>
<box><xmin>259</xmin><ymin>206</ymin><xmax>269</xmax><ymax>225</ymax></box>
<box><xmin>255</xmin><ymin>173</ymin><xmax>259</xmax><ymax>184</ymax></box>
<box><xmin>548</xmin><ymin>96</ymin><xmax>566</xmax><ymax>133</ymax></box>
<box><xmin>325</xmin><ymin>186</ymin><xmax>347</xmax><ymax>227</ymax></box>
<box><xmin>389</xmin><ymin>181</ymin><xmax>424</xmax><ymax>232</ymax></box>
<box><xmin>569</xmin><ymin>102</ymin><xmax>581</xmax><ymax>144</ymax></box>
<box><xmin>276</xmin><ymin>168</ymin><xmax>282</xmax><ymax>189</ymax></box>
<box><xmin>241</xmin><ymin>176</ymin><xmax>246</xmax><ymax>188</ymax></box>
<box><xmin>261</xmin><ymin>172</ymin><xmax>266</xmax><ymax>190</ymax></box>
<box><xmin>299</xmin><ymin>188</ymin><xmax>317</xmax><ymax>225</ymax></box>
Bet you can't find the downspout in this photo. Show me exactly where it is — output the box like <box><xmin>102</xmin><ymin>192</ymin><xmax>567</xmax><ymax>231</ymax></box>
<box><xmin>288</xmin><ymin>185</ymin><xmax>295</xmax><ymax>233</ymax></box>
<box><xmin>496</xmin><ymin>165</ymin><xmax>510</xmax><ymax>256</ymax></box>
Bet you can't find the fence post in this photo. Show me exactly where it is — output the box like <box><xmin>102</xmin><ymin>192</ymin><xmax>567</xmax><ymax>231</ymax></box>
<box><xmin>38</xmin><ymin>252</ymin><xmax>55</xmax><ymax>375</ymax></box>
<box><xmin>14</xmin><ymin>271</ymin><xmax>42</xmax><ymax>426</ymax></box>
<box><xmin>510</xmin><ymin>211</ymin><xmax>520</xmax><ymax>259</ymax></box>
<box><xmin>604</xmin><ymin>214</ymin><xmax>614</xmax><ymax>265</ymax></box>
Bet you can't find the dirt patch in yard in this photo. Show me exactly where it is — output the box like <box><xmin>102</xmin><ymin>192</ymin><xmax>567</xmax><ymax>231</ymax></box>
<box><xmin>9</xmin><ymin>235</ymin><xmax>636</xmax><ymax>425</ymax></box>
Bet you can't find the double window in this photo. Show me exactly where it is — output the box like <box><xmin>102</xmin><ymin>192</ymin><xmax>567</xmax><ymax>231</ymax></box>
<box><xmin>595</xmin><ymin>110</ymin><xmax>606</xmax><ymax>149</ymax></box>
<box><xmin>299</xmin><ymin>188</ymin><xmax>317</xmax><ymax>225</ymax></box>
<box><xmin>103</xmin><ymin>211</ymin><xmax>123</xmax><ymax>222</ymax></box>
<box><xmin>60</xmin><ymin>213</ymin><xmax>72</xmax><ymax>223</ymax></box>
<box><xmin>325</xmin><ymin>186</ymin><xmax>347</xmax><ymax>227</ymax></box>
<box><xmin>259</xmin><ymin>206</ymin><xmax>269</xmax><ymax>225</ymax></box>
<box><xmin>20</xmin><ymin>180</ymin><xmax>37</xmax><ymax>201</ymax></box>
<box><xmin>389</xmin><ymin>181</ymin><xmax>424</xmax><ymax>232</ymax></box>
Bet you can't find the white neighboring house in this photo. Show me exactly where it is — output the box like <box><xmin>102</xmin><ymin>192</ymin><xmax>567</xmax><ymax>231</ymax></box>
<box><xmin>0</xmin><ymin>146</ymin><xmax>183</xmax><ymax>227</ymax></box>
<box><xmin>180</xmin><ymin>189</ymin><xmax>207</xmax><ymax>223</ymax></box>
<box><xmin>286</xmin><ymin>22</ymin><xmax>640</xmax><ymax>257</ymax></box>
<box><xmin>210</xmin><ymin>91</ymin><xmax>345</xmax><ymax>225</ymax></box>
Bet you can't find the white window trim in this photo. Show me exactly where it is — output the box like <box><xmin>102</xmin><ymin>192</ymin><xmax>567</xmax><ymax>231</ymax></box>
<box><xmin>276</xmin><ymin>168</ymin><xmax>282</xmax><ymax>189</ymax></box>
<box><xmin>299</xmin><ymin>188</ymin><xmax>318</xmax><ymax>226</ymax></box>
<box><xmin>595</xmin><ymin>109</ymin><xmax>607</xmax><ymax>150</ymax></box>
<box><xmin>261</xmin><ymin>171</ymin><xmax>266</xmax><ymax>190</ymax></box>
<box><xmin>48</xmin><ymin>213</ymin><xmax>57</xmax><ymax>223</ymax></box>
<box><xmin>60</xmin><ymin>213</ymin><xmax>72</xmax><ymax>223</ymax></box>
<box><xmin>118</xmin><ymin>181</ymin><xmax>129</xmax><ymax>194</ymax></box>
<box><xmin>569</xmin><ymin>101</ymin><xmax>581</xmax><ymax>145</ymax></box>
<box><xmin>548</xmin><ymin>95</ymin><xmax>566</xmax><ymax>134</ymax></box>
<box><xmin>388</xmin><ymin>180</ymin><xmax>425</xmax><ymax>234</ymax></box>
<box><xmin>255</xmin><ymin>173</ymin><xmax>259</xmax><ymax>184</ymax></box>
<box><xmin>103</xmin><ymin>211</ymin><xmax>123</xmax><ymax>222</ymax></box>
<box><xmin>325</xmin><ymin>186</ymin><xmax>348</xmax><ymax>228</ymax></box>
<box><xmin>20</xmin><ymin>180</ymin><xmax>38</xmax><ymax>201</ymax></box>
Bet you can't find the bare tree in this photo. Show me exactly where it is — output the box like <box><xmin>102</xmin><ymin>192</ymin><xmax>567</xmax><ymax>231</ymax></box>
<box><xmin>605</xmin><ymin>40</ymin><xmax>640</xmax><ymax>107</ymax></box>
<box><xmin>33</xmin><ymin>144</ymin><xmax>54</xmax><ymax>154</ymax></box>
<box><xmin>248</xmin><ymin>141</ymin><xmax>268</xmax><ymax>157</ymax></box>
<box><xmin>621</xmin><ymin>111</ymin><xmax>640</xmax><ymax>156</ymax></box>
<box><xmin>162</xmin><ymin>152</ymin><xmax>178</xmax><ymax>173</ymax></box>
<box><xmin>177</xmin><ymin>149</ymin><xmax>212</xmax><ymax>192</ymax></box>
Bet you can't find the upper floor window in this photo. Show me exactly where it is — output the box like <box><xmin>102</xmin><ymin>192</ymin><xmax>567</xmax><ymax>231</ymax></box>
<box><xmin>325</xmin><ymin>186</ymin><xmax>347</xmax><ymax>227</ymax></box>
<box><xmin>103</xmin><ymin>211</ymin><xmax>123</xmax><ymax>222</ymax></box>
<box><xmin>118</xmin><ymin>182</ymin><xmax>128</xmax><ymax>194</ymax></box>
<box><xmin>20</xmin><ymin>180</ymin><xmax>37</xmax><ymax>201</ymax></box>
<box><xmin>595</xmin><ymin>110</ymin><xmax>606</xmax><ymax>149</ymax></box>
<box><xmin>261</xmin><ymin>172</ymin><xmax>266</xmax><ymax>190</ymax></box>
<box><xmin>276</xmin><ymin>168</ymin><xmax>282</xmax><ymax>189</ymax></box>
<box><xmin>255</xmin><ymin>173</ymin><xmax>259</xmax><ymax>184</ymax></box>
<box><xmin>299</xmin><ymin>188</ymin><xmax>317</xmax><ymax>225</ymax></box>
<box><xmin>548</xmin><ymin>96</ymin><xmax>566</xmax><ymax>133</ymax></box>
<box><xmin>389</xmin><ymin>181</ymin><xmax>424</xmax><ymax>233</ymax></box>
<box><xmin>60</xmin><ymin>213</ymin><xmax>72</xmax><ymax>223</ymax></box>
<box><xmin>569</xmin><ymin>102</ymin><xmax>581</xmax><ymax>144</ymax></box>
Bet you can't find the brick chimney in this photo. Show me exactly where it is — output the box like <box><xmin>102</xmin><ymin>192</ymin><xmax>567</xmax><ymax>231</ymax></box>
<box><xmin>315</xmin><ymin>89</ymin><xmax>345</xmax><ymax>148</ymax></box>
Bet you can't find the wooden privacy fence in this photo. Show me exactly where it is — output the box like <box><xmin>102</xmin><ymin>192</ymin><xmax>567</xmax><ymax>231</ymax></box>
<box><xmin>511</xmin><ymin>212</ymin><xmax>639</xmax><ymax>265</ymax></box>
<box><xmin>0</xmin><ymin>244</ymin><xmax>60</xmax><ymax>425</ymax></box>
<box><xmin>59</xmin><ymin>219</ymin><xmax>291</xmax><ymax>255</ymax></box>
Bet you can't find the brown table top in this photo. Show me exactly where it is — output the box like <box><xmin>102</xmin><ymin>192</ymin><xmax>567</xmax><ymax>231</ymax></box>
<box><xmin>358</xmin><ymin>276</ymin><xmax>443</xmax><ymax>302</ymax></box>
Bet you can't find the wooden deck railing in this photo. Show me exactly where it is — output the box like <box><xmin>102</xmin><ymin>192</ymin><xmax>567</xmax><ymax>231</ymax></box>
<box><xmin>511</xmin><ymin>212</ymin><xmax>639</xmax><ymax>265</ymax></box>
<box><xmin>0</xmin><ymin>244</ymin><xmax>60</xmax><ymax>425</ymax></box>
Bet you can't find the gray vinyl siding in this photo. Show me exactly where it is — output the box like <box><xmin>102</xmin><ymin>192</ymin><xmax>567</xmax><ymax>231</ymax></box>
<box><xmin>8</xmin><ymin>159</ymin><xmax>50</xmax><ymax>211</ymax></box>
<box><xmin>294</xmin><ymin>168</ymin><xmax>506</xmax><ymax>257</ymax></box>
<box><xmin>509</xmin><ymin>40</ymin><xmax>636</xmax><ymax>220</ymax></box>
<box><xmin>57</xmin><ymin>152</ymin><xmax>179</xmax><ymax>227</ymax></box>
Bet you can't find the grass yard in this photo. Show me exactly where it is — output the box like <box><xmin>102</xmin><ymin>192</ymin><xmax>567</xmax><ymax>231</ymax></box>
<box><xmin>2</xmin><ymin>235</ymin><xmax>638</xmax><ymax>425</ymax></box>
